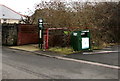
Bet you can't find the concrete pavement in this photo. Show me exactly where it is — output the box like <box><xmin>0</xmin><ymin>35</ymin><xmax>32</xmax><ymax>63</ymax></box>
<box><xmin>9</xmin><ymin>44</ymin><xmax>119</xmax><ymax>56</ymax></box>
<box><xmin>8</xmin><ymin>44</ymin><xmax>119</xmax><ymax>66</ymax></box>
<box><xmin>9</xmin><ymin>44</ymin><xmax>40</xmax><ymax>52</ymax></box>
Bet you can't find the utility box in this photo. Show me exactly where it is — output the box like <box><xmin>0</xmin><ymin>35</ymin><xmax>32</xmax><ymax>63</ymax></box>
<box><xmin>70</xmin><ymin>30</ymin><xmax>91</xmax><ymax>51</ymax></box>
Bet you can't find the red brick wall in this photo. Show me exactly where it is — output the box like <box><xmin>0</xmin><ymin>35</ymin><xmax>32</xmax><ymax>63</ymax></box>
<box><xmin>17</xmin><ymin>24</ymin><xmax>39</xmax><ymax>45</ymax></box>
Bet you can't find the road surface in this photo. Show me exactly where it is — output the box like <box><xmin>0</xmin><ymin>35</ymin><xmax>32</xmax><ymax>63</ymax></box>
<box><xmin>66</xmin><ymin>45</ymin><xmax>119</xmax><ymax>66</ymax></box>
<box><xmin>2</xmin><ymin>46</ymin><xmax>119</xmax><ymax>79</ymax></box>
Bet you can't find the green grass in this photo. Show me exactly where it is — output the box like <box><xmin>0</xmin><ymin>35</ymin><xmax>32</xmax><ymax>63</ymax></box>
<box><xmin>48</xmin><ymin>47</ymin><xmax>75</xmax><ymax>55</ymax></box>
<box><xmin>91</xmin><ymin>42</ymin><xmax>117</xmax><ymax>50</ymax></box>
<box><xmin>48</xmin><ymin>43</ymin><xmax>117</xmax><ymax>54</ymax></box>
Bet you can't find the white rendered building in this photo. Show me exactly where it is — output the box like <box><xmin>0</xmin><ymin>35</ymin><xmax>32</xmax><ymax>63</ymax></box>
<box><xmin>0</xmin><ymin>4</ymin><xmax>25</xmax><ymax>24</ymax></box>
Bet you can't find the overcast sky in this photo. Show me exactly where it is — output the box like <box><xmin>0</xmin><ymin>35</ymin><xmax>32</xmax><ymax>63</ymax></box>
<box><xmin>0</xmin><ymin>0</ymin><xmax>119</xmax><ymax>16</ymax></box>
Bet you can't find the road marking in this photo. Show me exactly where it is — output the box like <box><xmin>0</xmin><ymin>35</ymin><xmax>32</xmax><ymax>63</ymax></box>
<box><xmin>33</xmin><ymin>51</ymin><xmax>120</xmax><ymax>70</ymax></box>
<box><xmin>55</xmin><ymin>56</ymin><xmax>120</xmax><ymax>69</ymax></box>
<box><xmin>83</xmin><ymin>51</ymin><xmax>118</xmax><ymax>55</ymax></box>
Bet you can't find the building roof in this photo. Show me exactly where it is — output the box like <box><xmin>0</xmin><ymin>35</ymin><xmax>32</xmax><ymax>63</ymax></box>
<box><xmin>0</xmin><ymin>4</ymin><xmax>25</xmax><ymax>20</ymax></box>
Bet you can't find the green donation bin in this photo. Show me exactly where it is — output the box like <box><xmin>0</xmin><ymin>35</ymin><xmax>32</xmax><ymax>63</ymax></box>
<box><xmin>70</xmin><ymin>30</ymin><xmax>91</xmax><ymax>51</ymax></box>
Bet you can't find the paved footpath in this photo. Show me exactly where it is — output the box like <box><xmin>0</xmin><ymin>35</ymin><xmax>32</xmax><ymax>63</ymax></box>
<box><xmin>9</xmin><ymin>44</ymin><xmax>119</xmax><ymax>66</ymax></box>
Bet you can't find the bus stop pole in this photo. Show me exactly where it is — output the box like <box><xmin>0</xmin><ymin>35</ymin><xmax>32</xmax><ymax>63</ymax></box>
<box><xmin>38</xmin><ymin>18</ymin><xmax>43</xmax><ymax>49</ymax></box>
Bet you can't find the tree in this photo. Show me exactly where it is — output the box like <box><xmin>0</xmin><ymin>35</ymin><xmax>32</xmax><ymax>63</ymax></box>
<box><xmin>31</xmin><ymin>1</ymin><xmax>120</xmax><ymax>46</ymax></box>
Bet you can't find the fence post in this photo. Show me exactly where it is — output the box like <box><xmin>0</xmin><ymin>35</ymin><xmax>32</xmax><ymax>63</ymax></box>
<box><xmin>46</xmin><ymin>28</ymin><xmax>49</xmax><ymax>49</ymax></box>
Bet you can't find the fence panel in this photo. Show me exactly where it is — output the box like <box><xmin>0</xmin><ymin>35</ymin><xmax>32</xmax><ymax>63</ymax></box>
<box><xmin>17</xmin><ymin>24</ymin><xmax>38</xmax><ymax>45</ymax></box>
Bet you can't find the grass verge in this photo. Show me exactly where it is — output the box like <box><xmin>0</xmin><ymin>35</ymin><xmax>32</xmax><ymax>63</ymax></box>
<box><xmin>48</xmin><ymin>47</ymin><xmax>76</xmax><ymax>55</ymax></box>
<box><xmin>48</xmin><ymin>43</ymin><xmax>117</xmax><ymax>55</ymax></box>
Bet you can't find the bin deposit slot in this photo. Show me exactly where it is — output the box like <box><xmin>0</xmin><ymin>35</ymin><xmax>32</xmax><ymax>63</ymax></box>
<box><xmin>81</xmin><ymin>32</ymin><xmax>88</xmax><ymax>37</ymax></box>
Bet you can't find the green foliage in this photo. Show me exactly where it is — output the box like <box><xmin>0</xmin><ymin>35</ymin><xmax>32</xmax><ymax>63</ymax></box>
<box><xmin>48</xmin><ymin>47</ymin><xmax>75</xmax><ymax>54</ymax></box>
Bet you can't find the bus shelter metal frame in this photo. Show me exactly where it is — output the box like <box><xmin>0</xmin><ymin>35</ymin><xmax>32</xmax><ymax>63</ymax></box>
<box><xmin>44</xmin><ymin>27</ymin><xmax>88</xmax><ymax>50</ymax></box>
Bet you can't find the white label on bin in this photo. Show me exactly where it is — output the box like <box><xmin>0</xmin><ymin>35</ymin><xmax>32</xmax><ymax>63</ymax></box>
<box><xmin>73</xmin><ymin>33</ymin><xmax>77</xmax><ymax>36</ymax></box>
<box><xmin>82</xmin><ymin>30</ymin><xmax>89</xmax><ymax>32</ymax></box>
<box><xmin>39</xmin><ymin>30</ymin><xmax>42</xmax><ymax>38</ymax></box>
<box><xmin>82</xmin><ymin>38</ymin><xmax>89</xmax><ymax>49</ymax></box>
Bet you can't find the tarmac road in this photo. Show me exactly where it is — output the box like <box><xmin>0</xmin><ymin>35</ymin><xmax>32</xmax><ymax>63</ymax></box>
<box><xmin>2</xmin><ymin>46</ymin><xmax>119</xmax><ymax>79</ymax></box>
